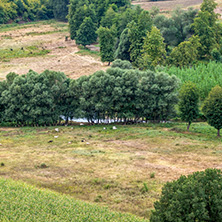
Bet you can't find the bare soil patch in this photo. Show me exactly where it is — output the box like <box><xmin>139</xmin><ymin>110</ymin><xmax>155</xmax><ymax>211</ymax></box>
<box><xmin>0</xmin><ymin>23</ymin><xmax>107</xmax><ymax>79</ymax></box>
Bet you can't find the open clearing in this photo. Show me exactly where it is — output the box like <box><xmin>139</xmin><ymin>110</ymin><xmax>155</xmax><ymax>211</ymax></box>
<box><xmin>0</xmin><ymin>21</ymin><xmax>107</xmax><ymax>80</ymax></box>
<box><xmin>132</xmin><ymin>0</ymin><xmax>203</xmax><ymax>11</ymax></box>
<box><xmin>0</xmin><ymin>122</ymin><xmax>221</xmax><ymax>219</ymax></box>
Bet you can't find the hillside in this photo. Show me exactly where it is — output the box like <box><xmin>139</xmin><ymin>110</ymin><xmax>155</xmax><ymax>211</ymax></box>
<box><xmin>0</xmin><ymin>21</ymin><xmax>107</xmax><ymax>80</ymax></box>
<box><xmin>0</xmin><ymin>178</ymin><xmax>147</xmax><ymax>221</ymax></box>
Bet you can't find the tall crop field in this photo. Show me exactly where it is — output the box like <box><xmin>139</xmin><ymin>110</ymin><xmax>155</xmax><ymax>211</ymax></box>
<box><xmin>161</xmin><ymin>62</ymin><xmax>222</xmax><ymax>100</ymax></box>
<box><xmin>0</xmin><ymin>178</ymin><xmax>147</xmax><ymax>222</ymax></box>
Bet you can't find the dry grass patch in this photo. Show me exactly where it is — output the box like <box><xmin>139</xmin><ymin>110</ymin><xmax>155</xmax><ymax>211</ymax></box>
<box><xmin>0</xmin><ymin>123</ymin><xmax>222</xmax><ymax>219</ymax></box>
<box><xmin>0</xmin><ymin>21</ymin><xmax>107</xmax><ymax>80</ymax></box>
<box><xmin>132</xmin><ymin>0</ymin><xmax>203</xmax><ymax>11</ymax></box>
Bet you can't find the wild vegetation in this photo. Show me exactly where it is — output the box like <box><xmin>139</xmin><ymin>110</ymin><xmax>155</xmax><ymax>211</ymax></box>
<box><xmin>0</xmin><ymin>64</ymin><xmax>179</xmax><ymax>126</ymax></box>
<box><xmin>1</xmin><ymin>0</ymin><xmax>222</xmax><ymax>221</ymax></box>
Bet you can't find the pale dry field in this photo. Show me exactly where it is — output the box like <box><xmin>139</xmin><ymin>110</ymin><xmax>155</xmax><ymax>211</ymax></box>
<box><xmin>0</xmin><ymin>123</ymin><xmax>221</xmax><ymax>218</ymax></box>
<box><xmin>0</xmin><ymin>22</ymin><xmax>107</xmax><ymax>80</ymax></box>
<box><xmin>132</xmin><ymin>0</ymin><xmax>203</xmax><ymax>11</ymax></box>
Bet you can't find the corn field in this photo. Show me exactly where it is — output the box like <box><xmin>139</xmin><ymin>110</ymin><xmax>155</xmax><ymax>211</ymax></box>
<box><xmin>161</xmin><ymin>62</ymin><xmax>222</xmax><ymax>100</ymax></box>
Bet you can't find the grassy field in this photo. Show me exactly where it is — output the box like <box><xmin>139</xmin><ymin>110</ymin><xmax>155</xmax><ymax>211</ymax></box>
<box><xmin>0</xmin><ymin>178</ymin><xmax>147</xmax><ymax>221</ymax></box>
<box><xmin>0</xmin><ymin>122</ymin><xmax>221</xmax><ymax>219</ymax></box>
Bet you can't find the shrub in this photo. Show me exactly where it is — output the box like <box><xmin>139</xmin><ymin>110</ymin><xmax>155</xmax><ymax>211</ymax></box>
<box><xmin>111</xmin><ymin>59</ymin><xmax>133</xmax><ymax>69</ymax></box>
<box><xmin>150</xmin><ymin>168</ymin><xmax>222</xmax><ymax>222</ymax></box>
<box><xmin>202</xmin><ymin>85</ymin><xmax>222</xmax><ymax>137</ymax></box>
<box><xmin>179</xmin><ymin>82</ymin><xmax>199</xmax><ymax>131</ymax></box>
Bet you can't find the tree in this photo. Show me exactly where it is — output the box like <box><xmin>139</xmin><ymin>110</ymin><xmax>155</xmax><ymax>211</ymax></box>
<box><xmin>169</xmin><ymin>35</ymin><xmax>201</xmax><ymax>67</ymax></box>
<box><xmin>51</xmin><ymin>0</ymin><xmax>69</xmax><ymax>21</ymax></box>
<box><xmin>150</xmin><ymin>168</ymin><xmax>222</xmax><ymax>222</ymax></box>
<box><xmin>100</xmin><ymin>7</ymin><xmax>118</xmax><ymax>28</ymax></box>
<box><xmin>202</xmin><ymin>85</ymin><xmax>222</xmax><ymax>137</ymax></box>
<box><xmin>128</xmin><ymin>10</ymin><xmax>153</xmax><ymax>67</ymax></box>
<box><xmin>154</xmin><ymin>7</ymin><xmax>197</xmax><ymax>47</ymax></box>
<box><xmin>97</xmin><ymin>26</ymin><xmax>116</xmax><ymax>65</ymax></box>
<box><xmin>140</xmin><ymin>26</ymin><xmax>166</xmax><ymax>69</ymax></box>
<box><xmin>76</xmin><ymin>17</ymin><xmax>97</xmax><ymax>47</ymax></box>
<box><xmin>69</xmin><ymin>1</ymin><xmax>97</xmax><ymax>40</ymax></box>
<box><xmin>179</xmin><ymin>82</ymin><xmax>199</xmax><ymax>131</ymax></box>
<box><xmin>192</xmin><ymin>0</ymin><xmax>218</xmax><ymax>58</ymax></box>
<box><xmin>115</xmin><ymin>28</ymin><xmax>131</xmax><ymax>61</ymax></box>
<box><xmin>136</xmin><ymin>71</ymin><xmax>179</xmax><ymax>122</ymax></box>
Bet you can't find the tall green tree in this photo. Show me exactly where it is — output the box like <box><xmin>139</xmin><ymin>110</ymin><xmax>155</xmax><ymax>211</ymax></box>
<box><xmin>101</xmin><ymin>6</ymin><xmax>118</xmax><ymax>28</ymax></box>
<box><xmin>97</xmin><ymin>26</ymin><xmax>116</xmax><ymax>65</ymax></box>
<box><xmin>51</xmin><ymin>0</ymin><xmax>69</xmax><ymax>21</ymax></box>
<box><xmin>128</xmin><ymin>10</ymin><xmax>153</xmax><ymax>66</ymax></box>
<box><xmin>154</xmin><ymin>7</ymin><xmax>198</xmax><ymax>47</ymax></box>
<box><xmin>76</xmin><ymin>17</ymin><xmax>97</xmax><ymax>47</ymax></box>
<box><xmin>192</xmin><ymin>0</ymin><xmax>218</xmax><ymax>58</ymax></box>
<box><xmin>179</xmin><ymin>82</ymin><xmax>199</xmax><ymax>131</ymax></box>
<box><xmin>169</xmin><ymin>35</ymin><xmax>201</xmax><ymax>67</ymax></box>
<box><xmin>140</xmin><ymin>26</ymin><xmax>166</xmax><ymax>69</ymax></box>
<box><xmin>115</xmin><ymin>28</ymin><xmax>131</xmax><ymax>61</ymax></box>
<box><xmin>202</xmin><ymin>85</ymin><xmax>222</xmax><ymax>137</ymax></box>
<box><xmin>69</xmin><ymin>1</ymin><xmax>97</xmax><ymax>40</ymax></box>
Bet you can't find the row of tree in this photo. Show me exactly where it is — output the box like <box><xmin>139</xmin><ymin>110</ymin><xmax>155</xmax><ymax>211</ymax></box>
<box><xmin>0</xmin><ymin>0</ymin><xmax>70</xmax><ymax>24</ymax></box>
<box><xmin>0</xmin><ymin>59</ymin><xmax>221</xmax><ymax>136</ymax></box>
<box><xmin>179</xmin><ymin>81</ymin><xmax>222</xmax><ymax>136</ymax></box>
<box><xmin>0</xmin><ymin>60</ymin><xmax>179</xmax><ymax>126</ymax></box>
<box><xmin>70</xmin><ymin>0</ymin><xmax>222</xmax><ymax>69</ymax></box>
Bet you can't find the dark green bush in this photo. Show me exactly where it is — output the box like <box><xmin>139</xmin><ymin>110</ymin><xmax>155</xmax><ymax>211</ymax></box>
<box><xmin>150</xmin><ymin>168</ymin><xmax>222</xmax><ymax>222</ymax></box>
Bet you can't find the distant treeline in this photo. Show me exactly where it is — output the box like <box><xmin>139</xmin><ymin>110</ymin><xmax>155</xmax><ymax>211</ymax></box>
<box><xmin>0</xmin><ymin>60</ymin><xmax>179</xmax><ymax>126</ymax></box>
<box><xmin>0</xmin><ymin>0</ymin><xmax>70</xmax><ymax>24</ymax></box>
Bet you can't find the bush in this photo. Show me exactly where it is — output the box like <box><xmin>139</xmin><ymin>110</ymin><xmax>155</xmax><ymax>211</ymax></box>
<box><xmin>111</xmin><ymin>59</ymin><xmax>133</xmax><ymax>69</ymax></box>
<box><xmin>179</xmin><ymin>82</ymin><xmax>199</xmax><ymax>131</ymax></box>
<box><xmin>202</xmin><ymin>85</ymin><xmax>222</xmax><ymax>137</ymax></box>
<box><xmin>150</xmin><ymin>168</ymin><xmax>222</xmax><ymax>222</ymax></box>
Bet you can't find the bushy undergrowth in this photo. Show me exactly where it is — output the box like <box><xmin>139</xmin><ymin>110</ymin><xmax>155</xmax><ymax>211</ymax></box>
<box><xmin>0</xmin><ymin>178</ymin><xmax>147</xmax><ymax>222</ymax></box>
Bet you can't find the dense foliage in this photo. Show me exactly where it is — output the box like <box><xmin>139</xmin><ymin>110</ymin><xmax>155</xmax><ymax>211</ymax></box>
<box><xmin>0</xmin><ymin>65</ymin><xmax>179</xmax><ymax>125</ymax></box>
<box><xmin>150</xmin><ymin>168</ymin><xmax>222</xmax><ymax>222</ymax></box>
<box><xmin>202</xmin><ymin>85</ymin><xmax>222</xmax><ymax>137</ymax></box>
<box><xmin>0</xmin><ymin>0</ymin><xmax>54</xmax><ymax>24</ymax></box>
<box><xmin>0</xmin><ymin>178</ymin><xmax>147</xmax><ymax>221</ymax></box>
<box><xmin>178</xmin><ymin>82</ymin><xmax>199</xmax><ymax>131</ymax></box>
<box><xmin>68</xmin><ymin>0</ymin><xmax>222</xmax><ymax>69</ymax></box>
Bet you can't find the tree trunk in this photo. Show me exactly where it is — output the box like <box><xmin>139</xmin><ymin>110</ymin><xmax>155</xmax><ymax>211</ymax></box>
<box><xmin>108</xmin><ymin>61</ymin><xmax>110</xmax><ymax>66</ymax></box>
<box><xmin>187</xmin><ymin>122</ymin><xmax>190</xmax><ymax>131</ymax></box>
<box><xmin>218</xmin><ymin>129</ymin><xmax>221</xmax><ymax>137</ymax></box>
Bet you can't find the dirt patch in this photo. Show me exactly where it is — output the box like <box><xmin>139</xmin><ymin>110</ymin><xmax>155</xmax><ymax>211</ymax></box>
<box><xmin>132</xmin><ymin>0</ymin><xmax>203</xmax><ymax>11</ymax></box>
<box><xmin>0</xmin><ymin>23</ymin><xmax>108</xmax><ymax>79</ymax></box>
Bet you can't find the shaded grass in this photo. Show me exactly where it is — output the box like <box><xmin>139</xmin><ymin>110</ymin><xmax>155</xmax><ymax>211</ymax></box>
<box><xmin>76</xmin><ymin>45</ymin><xmax>100</xmax><ymax>58</ymax></box>
<box><xmin>0</xmin><ymin>46</ymin><xmax>50</xmax><ymax>61</ymax></box>
<box><xmin>0</xmin><ymin>20</ymin><xmax>66</xmax><ymax>33</ymax></box>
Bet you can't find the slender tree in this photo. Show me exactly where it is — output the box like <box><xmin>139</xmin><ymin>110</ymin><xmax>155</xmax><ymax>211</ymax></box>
<box><xmin>140</xmin><ymin>26</ymin><xmax>166</xmax><ymax>69</ymax></box>
<box><xmin>179</xmin><ymin>82</ymin><xmax>199</xmax><ymax>131</ymax></box>
<box><xmin>76</xmin><ymin>17</ymin><xmax>97</xmax><ymax>47</ymax></box>
<box><xmin>115</xmin><ymin>28</ymin><xmax>131</xmax><ymax>61</ymax></box>
<box><xmin>97</xmin><ymin>26</ymin><xmax>116</xmax><ymax>65</ymax></box>
<box><xmin>202</xmin><ymin>85</ymin><xmax>222</xmax><ymax>137</ymax></box>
